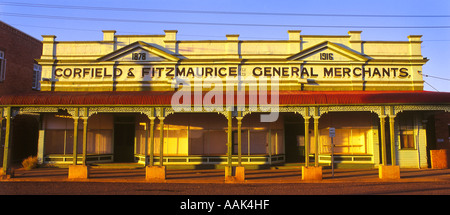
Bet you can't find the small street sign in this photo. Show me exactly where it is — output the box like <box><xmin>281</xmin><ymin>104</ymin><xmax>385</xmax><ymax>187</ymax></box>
<box><xmin>329</xmin><ymin>127</ymin><xmax>335</xmax><ymax>137</ymax></box>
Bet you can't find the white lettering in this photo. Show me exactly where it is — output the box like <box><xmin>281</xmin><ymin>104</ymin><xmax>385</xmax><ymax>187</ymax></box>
<box><xmin>180</xmin><ymin>199</ymin><xmax>215</xmax><ymax>213</ymax></box>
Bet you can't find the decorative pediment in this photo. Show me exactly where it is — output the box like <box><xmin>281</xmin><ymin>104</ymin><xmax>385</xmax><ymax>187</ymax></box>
<box><xmin>98</xmin><ymin>41</ymin><xmax>179</xmax><ymax>62</ymax></box>
<box><xmin>287</xmin><ymin>41</ymin><xmax>368</xmax><ymax>62</ymax></box>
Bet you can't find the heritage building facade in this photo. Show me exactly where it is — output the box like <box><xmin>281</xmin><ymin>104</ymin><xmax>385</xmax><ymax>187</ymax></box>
<box><xmin>1</xmin><ymin>29</ymin><xmax>449</xmax><ymax>180</ymax></box>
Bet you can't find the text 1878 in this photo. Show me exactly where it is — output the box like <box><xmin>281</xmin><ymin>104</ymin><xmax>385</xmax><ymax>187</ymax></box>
<box><xmin>132</xmin><ymin>53</ymin><xmax>146</xmax><ymax>60</ymax></box>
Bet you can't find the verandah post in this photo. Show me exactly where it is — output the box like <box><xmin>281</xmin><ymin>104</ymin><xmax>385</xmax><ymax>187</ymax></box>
<box><xmin>227</xmin><ymin>110</ymin><xmax>232</xmax><ymax>177</ymax></box>
<box><xmin>313</xmin><ymin>116</ymin><xmax>320</xmax><ymax>167</ymax></box>
<box><xmin>378</xmin><ymin>106</ymin><xmax>400</xmax><ymax>179</ymax></box>
<box><xmin>237</xmin><ymin>111</ymin><xmax>242</xmax><ymax>166</ymax></box>
<box><xmin>72</xmin><ymin>109</ymin><xmax>79</xmax><ymax>165</ymax></box>
<box><xmin>68</xmin><ymin>107</ymin><xmax>89</xmax><ymax>179</ymax></box>
<box><xmin>145</xmin><ymin>108</ymin><xmax>165</xmax><ymax>181</ymax></box>
<box><xmin>1</xmin><ymin>107</ymin><xmax>13</xmax><ymax>178</ymax></box>
<box><xmin>302</xmin><ymin>107</ymin><xmax>323</xmax><ymax>181</ymax></box>
<box><xmin>379</xmin><ymin>115</ymin><xmax>387</xmax><ymax>165</ymax></box>
<box><xmin>388</xmin><ymin>106</ymin><xmax>397</xmax><ymax>166</ymax></box>
<box><xmin>158</xmin><ymin>116</ymin><xmax>165</xmax><ymax>166</ymax></box>
<box><xmin>149</xmin><ymin>116</ymin><xmax>155</xmax><ymax>166</ymax></box>
<box><xmin>81</xmin><ymin>108</ymin><xmax>88</xmax><ymax>166</ymax></box>
<box><xmin>304</xmin><ymin>116</ymin><xmax>311</xmax><ymax>167</ymax></box>
<box><xmin>389</xmin><ymin>115</ymin><xmax>396</xmax><ymax>166</ymax></box>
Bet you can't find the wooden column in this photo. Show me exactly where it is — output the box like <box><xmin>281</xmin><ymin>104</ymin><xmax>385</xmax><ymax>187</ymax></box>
<box><xmin>158</xmin><ymin>116</ymin><xmax>165</xmax><ymax>166</ymax></box>
<box><xmin>145</xmin><ymin>107</ymin><xmax>165</xmax><ymax>181</ymax></box>
<box><xmin>313</xmin><ymin>116</ymin><xmax>320</xmax><ymax>167</ymax></box>
<box><xmin>227</xmin><ymin>111</ymin><xmax>233</xmax><ymax>177</ymax></box>
<box><xmin>81</xmin><ymin>116</ymin><xmax>88</xmax><ymax>165</ymax></box>
<box><xmin>81</xmin><ymin>107</ymin><xmax>89</xmax><ymax>166</ymax></box>
<box><xmin>143</xmin><ymin>122</ymin><xmax>149</xmax><ymax>166</ymax></box>
<box><xmin>72</xmin><ymin>110</ymin><xmax>79</xmax><ymax>166</ymax></box>
<box><xmin>302</xmin><ymin>110</ymin><xmax>323</xmax><ymax>181</ymax></box>
<box><xmin>69</xmin><ymin>108</ymin><xmax>89</xmax><ymax>179</ymax></box>
<box><xmin>389</xmin><ymin>115</ymin><xmax>396</xmax><ymax>166</ymax></box>
<box><xmin>149</xmin><ymin>117</ymin><xmax>155</xmax><ymax>166</ymax></box>
<box><xmin>304</xmin><ymin>116</ymin><xmax>311</xmax><ymax>167</ymax></box>
<box><xmin>268</xmin><ymin>128</ymin><xmax>272</xmax><ymax>165</ymax></box>
<box><xmin>236</xmin><ymin>112</ymin><xmax>243</xmax><ymax>166</ymax></box>
<box><xmin>379</xmin><ymin>115</ymin><xmax>387</xmax><ymax>165</ymax></box>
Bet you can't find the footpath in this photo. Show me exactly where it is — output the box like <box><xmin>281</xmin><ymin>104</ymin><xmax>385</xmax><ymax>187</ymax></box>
<box><xmin>2</xmin><ymin>167</ymin><xmax>450</xmax><ymax>183</ymax></box>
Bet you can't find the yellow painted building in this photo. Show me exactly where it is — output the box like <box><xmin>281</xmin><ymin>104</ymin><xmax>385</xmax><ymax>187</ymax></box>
<box><xmin>2</xmin><ymin>29</ymin><xmax>450</xmax><ymax>180</ymax></box>
<box><xmin>39</xmin><ymin>30</ymin><xmax>425</xmax><ymax>92</ymax></box>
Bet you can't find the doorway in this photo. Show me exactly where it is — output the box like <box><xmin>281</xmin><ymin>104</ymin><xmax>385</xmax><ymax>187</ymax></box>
<box><xmin>284</xmin><ymin>114</ymin><xmax>305</xmax><ymax>163</ymax></box>
<box><xmin>113</xmin><ymin>116</ymin><xmax>135</xmax><ymax>162</ymax></box>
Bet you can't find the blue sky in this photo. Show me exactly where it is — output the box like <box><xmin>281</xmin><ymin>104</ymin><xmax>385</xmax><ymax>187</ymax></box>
<box><xmin>1</xmin><ymin>0</ymin><xmax>449</xmax><ymax>92</ymax></box>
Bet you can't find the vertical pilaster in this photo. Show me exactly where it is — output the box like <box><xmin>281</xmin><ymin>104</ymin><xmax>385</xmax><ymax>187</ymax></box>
<box><xmin>408</xmin><ymin>35</ymin><xmax>422</xmax><ymax>58</ymax></box>
<box><xmin>287</xmin><ymin>30</ymin><xmax>301</xmax><ymax>54</ymax></box>
<box><xmin>407</xmin><ymin>35</ymin><xmax>424</xmax><ymax>90</ymax></box>
<box><xmin>226</xmin><ymin>34</ymin><xmax>239</xmax><ymax>58</ymax></box>
<box><xmin>101</xmin><ymin>30</ymin><xmax>116</xmax><ymax>54</ymax></box>
<box><xmin>41</xmin><ymin>35</ymin><xmax>56</xmax><ymax>60</ymax></box>
<box><xmin>164</xmin><ymin>30</ymin><xmax>178</xmax><ymax>54</ymax></box>
<box><xmin>348</xmin><ymin>31</ymin><xmax>362</xmax><ymax>53</ymax></box>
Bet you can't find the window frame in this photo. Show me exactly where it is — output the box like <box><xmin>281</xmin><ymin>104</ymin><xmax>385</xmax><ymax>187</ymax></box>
<box><xmin>399</xmin><ymin>130</ymin><xmax>415</xmax><ymax>149</ymax></box>
<box><xmin>0</xmin><ymin>50</ymin><xmax>6</xmax><ymax>82</ymax></box>
<box><xmin>398</xmin><ymin>114</ymin><xmax>416</xmax><ymax>150</ymax></box>
<box><xmin>32</xmin><ymin>63</ymin><xmax>42</xmax><ymax>90</ymax></box>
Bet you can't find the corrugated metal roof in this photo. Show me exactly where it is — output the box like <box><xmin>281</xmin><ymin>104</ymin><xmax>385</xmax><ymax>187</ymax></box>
<box><xmin>0</xmin><ymin>90</ymin><xmax>449</xmax><ymax>106</ymax></box>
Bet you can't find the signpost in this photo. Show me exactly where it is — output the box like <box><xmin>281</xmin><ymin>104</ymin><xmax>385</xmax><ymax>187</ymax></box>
<box><xmin>329</xmin><ymin>127</ymin><xmax>335</xmax><ymax>178</ymax></box>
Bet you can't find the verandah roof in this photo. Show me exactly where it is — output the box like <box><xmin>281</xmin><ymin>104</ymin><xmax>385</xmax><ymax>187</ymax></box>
<box><xmin>0</xmin><ymin>90</ymin><xmax>449</xmax><ymax>106</ymax></box>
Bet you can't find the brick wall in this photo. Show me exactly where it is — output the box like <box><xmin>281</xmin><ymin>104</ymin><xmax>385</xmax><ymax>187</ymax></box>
<box><xmin>434</xmin><ymin>112</ymin><xmax>450</xmax><ymax>151</ymax></box>
<box><xmin>0</xmin><ymin>22</ymin><xmax>42</xmax><ymax>166</ymax></box>
<box><xmin>0</xmin><ymin>21</ymin><xmax>42</xmax><ymax>94</ymax></box>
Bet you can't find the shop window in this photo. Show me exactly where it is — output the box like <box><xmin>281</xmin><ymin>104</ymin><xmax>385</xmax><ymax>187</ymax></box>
<box><xmin>317</xmin><ymin>128</ymin><xmax>371</xmax><ymax>155</ymax></box>
<box><xmin>0</xmin><ymin>51</ymin><xmax>5</xmax><ymax>82</ymax></box>
<box><xmin>400</xmin><ymin>130</ymin><xmax>415</xmax><ymax>149</ymax></box>
<box><xmin>32</xmin><ymin>64</ymin><xmax>41</xmax><ymax>90</ymax></box>
<box><xmin>149</xmin><ymin>124</ymin><xmax>189</xmax><ymax>156</ymax></box>
<box><xmin>44</xmin><ymin>114</ymin><xmax>113</xmax><ymax>155</ymax></box>
<box><xmin>399</xmin><ymin>114</ymin><xmax>415</xmax><ymax>149</ymax></box>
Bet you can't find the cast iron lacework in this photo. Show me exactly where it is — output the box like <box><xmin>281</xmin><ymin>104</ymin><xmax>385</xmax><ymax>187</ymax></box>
<box><xmin>8</xmin><ymin>104</ymin><xmax>450</xmax><ymax>121</ymax></box>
